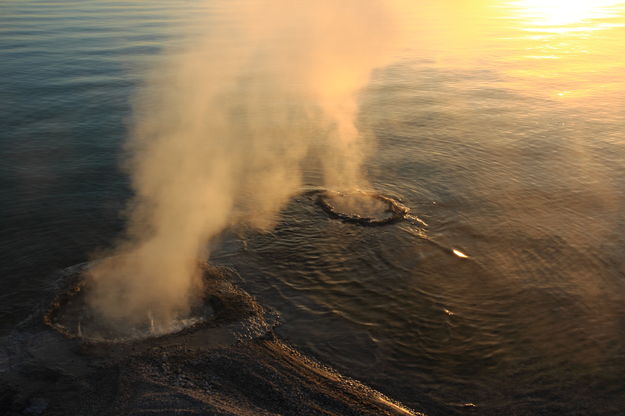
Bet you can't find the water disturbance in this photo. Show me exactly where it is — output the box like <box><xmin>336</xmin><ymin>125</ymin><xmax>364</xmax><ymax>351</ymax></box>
<box><xmin>3</xmin><ymin>0</ymin><xmax>625</xmax><ymax>415</ymax></box>
<box><xmin>46</xmin><ymin>265</ymin><xmax>212</xmax><ymax>343</ymax></box>
<box><xmin>315</xmin><ymin>190</ymin><xmax>410</xmax><ymax>225</ymax></box>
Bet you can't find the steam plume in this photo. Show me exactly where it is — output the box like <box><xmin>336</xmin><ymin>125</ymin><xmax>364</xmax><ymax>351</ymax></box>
<box><xmin>86</xmin><ymin>0</ymin><xmax>406</xmax><ymax>329</ymax></box>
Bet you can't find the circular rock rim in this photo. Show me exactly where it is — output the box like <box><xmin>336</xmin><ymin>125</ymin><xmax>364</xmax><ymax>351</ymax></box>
<box><xmin>43</xmin><ymin>263</ymin><xmax>263</xmax><ymax>345</ymax></box>
<box><xmin>315</xmin><ymin>190</ymin><xmax>409</xmax><ymax>226</ymax></box>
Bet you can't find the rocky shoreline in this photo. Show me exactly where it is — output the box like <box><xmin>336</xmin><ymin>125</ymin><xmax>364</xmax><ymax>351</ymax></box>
<box><xmin>1</xmin><ymin>265</ymin><xmax>423</xmax><ymax>416</ymax></box>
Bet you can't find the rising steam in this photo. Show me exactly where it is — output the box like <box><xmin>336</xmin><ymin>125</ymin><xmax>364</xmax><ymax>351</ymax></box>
<box><xmin>86</xmin><ymin>0</ymin><xmax>407</xmax><ymax>329</ymax></box>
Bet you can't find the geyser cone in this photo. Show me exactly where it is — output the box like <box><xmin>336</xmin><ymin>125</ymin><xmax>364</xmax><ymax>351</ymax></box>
<box><xmin>316</xmin><ymin>190</ymin><xmax>409</xmax><ymax>225</ymax></box>
<box><xmin>45</xmin><ymin>262</ymin><xmax>220</xmax><ymax>343</ymax></box>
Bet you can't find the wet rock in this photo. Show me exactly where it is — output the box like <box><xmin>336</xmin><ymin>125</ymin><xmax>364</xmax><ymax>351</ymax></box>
<box><xmin>315</xmin><ymin>190</ymin><xmax>409</xmax><ymax>226</ymax></box>
<box><xmin>1</xmin><ymin>263</ymin><xmax>424</xmax><ymax>416</ymax></box>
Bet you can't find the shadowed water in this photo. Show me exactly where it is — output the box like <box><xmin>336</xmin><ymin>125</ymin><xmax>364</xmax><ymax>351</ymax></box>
<box><xmin>3</xmin><ymin>1</ymin><xmax>625</xmax><ymax>415</ymax></box>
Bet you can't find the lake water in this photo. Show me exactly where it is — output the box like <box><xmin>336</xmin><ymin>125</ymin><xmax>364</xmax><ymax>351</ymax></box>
<box><xmin>3</xmin><ymin>1</ymin><xmax>625</xmax><ymax>415</ymax></box>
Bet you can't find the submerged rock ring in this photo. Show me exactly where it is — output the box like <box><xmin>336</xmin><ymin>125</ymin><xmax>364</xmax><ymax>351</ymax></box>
<box><xmin>316</xmin><ymin>190</ymin><xmax>409</xmax><ymax>226</ymax></box>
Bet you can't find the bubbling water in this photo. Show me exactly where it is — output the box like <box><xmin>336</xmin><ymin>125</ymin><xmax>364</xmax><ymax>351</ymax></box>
<box><xmin>46</xmin><ymin>280</ymin><xmax>214</xmax><ymax>343</ymax></box>
<box><xmin>44</xmin><ymin>262</ymin><xmax>231</xmax><ymax>343</ymax></box>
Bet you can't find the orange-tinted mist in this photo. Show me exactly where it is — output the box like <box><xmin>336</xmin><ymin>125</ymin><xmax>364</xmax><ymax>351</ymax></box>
<box><xmin>86</xmin><ymin>0</ymin><xmax>409</xmax><ymax>329</ymax></box>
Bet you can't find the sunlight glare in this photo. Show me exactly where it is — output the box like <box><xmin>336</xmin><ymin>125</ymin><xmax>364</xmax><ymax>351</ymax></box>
<box><xmin>513</xmin><ymin>0</ymin><xmax>622</xmax><ymax>27</ymax></box>
<box><xmin>452</xmin><ymin>249</ymin><xmax>469</xmax><ymax>258</ymax></box>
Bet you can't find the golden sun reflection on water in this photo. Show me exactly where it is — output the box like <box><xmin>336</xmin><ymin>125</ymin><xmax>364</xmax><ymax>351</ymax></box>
<box><xmin>499</xmin><ymin>0</ymin><xmax>625</xmax><ymax>101</ymax></box>
<box><xmin>512</xmin><ymin>0</ymin><xmax>623</xmax><ymax>27</ymax></box>
<box><xmin>452</xmin><ymin>249</ymin><xmax>469</xmax><ymax>259</ymax></box>
<box><xmin>400</xmin><ymin>0</ymin><xmax>625</xmax><ymax>101</ymax></box>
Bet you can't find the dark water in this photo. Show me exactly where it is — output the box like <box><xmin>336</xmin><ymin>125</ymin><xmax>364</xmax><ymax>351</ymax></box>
<box><xmin>3</xmin><ymin>1</ymin><xmax>625</xmax><ymax>415</ymax></box>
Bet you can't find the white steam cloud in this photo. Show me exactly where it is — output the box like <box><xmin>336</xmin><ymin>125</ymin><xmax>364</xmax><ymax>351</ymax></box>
<box><xmin>86</xmin><ymin>0</ymin><xmax>407</xmax><ymax>328</ymax></box>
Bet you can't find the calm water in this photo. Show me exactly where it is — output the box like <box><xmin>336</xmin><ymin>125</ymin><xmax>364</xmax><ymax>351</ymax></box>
<box><xmin>3</xmin><ymin>1</ymin><xmax>625</xmax><ymax>415</ymax></box>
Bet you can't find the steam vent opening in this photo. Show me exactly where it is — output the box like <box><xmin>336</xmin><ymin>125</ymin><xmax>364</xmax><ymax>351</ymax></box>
<box><xmin>45</xmin><ymin>265</ymin><xmax>221</xmax><ymax>344</ymax></box>
<box><xmin>316</xmin><ymin>190</ymin><xmax>409</xmax><ymax>225</ymax></box>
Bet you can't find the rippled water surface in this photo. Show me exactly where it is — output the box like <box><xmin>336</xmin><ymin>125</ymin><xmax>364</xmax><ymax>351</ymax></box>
<box><xmin>3</xmin><ymin>1</ymin><xmax>625</xmax><ymax>415</ymax></box>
